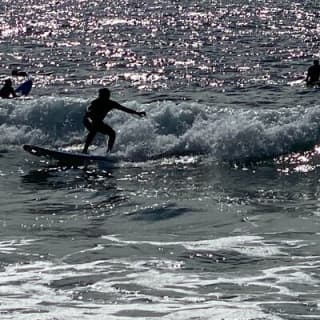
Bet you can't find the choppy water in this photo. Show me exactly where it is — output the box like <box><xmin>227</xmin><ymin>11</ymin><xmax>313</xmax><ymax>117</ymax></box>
<box><xmin>1</xmin><ymin>0</ymin><xmax>320</xmax><ymax>319</ymax></box>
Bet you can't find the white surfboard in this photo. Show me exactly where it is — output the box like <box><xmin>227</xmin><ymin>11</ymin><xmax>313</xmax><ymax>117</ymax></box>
<box><xmin>23</xmin><ymin>144</ymin><xmax>116</xmax><ymax>165</ymax></box>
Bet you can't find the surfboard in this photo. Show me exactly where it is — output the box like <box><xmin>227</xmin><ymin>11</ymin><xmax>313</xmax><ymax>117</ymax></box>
<box><xmin>23</xmin><ymin>144</ymin><xmax>116</xmax><ymax>165</ymax></box>
<box><xmin>16</xmin><ymin>79</ymin><xmax>33</xmax><ymax>96</ymax></box>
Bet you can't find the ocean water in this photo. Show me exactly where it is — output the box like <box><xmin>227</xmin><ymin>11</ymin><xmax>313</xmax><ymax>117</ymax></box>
<box><xmin>1</xmin><ymin>0</ymin><xmax>320</xmax><ymax>319</ymax></box>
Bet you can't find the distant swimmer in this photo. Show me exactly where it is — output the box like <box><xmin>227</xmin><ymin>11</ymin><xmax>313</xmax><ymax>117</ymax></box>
<box><xmin>305</xmin><ymin>59</ymin><xmax>320</xmax><ymax>86</ymax></box>
<box><xmin>82</xmin><ymin>88</ymin><xmax>146</xmax><ymax>154</ymax></box>
<box><xmin>0</xmin><ymin>79</ymin><xmax>17</xmax><ymax>99</ymax></box>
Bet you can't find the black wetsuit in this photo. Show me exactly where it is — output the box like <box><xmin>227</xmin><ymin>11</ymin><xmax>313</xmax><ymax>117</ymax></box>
<box><xmin>0</xmin><ymin>84</ymin><xmax>16</xmax><ymax>99</ymax></box>
<box><xmin>83</xmin><ymin>97</ymin><xmax>138</xmax><ymax>153</ymax></box>
<box><xmin>84</xmin><ymin>97</ymin><xmax>137</xmax><ymax>132</ymax></box>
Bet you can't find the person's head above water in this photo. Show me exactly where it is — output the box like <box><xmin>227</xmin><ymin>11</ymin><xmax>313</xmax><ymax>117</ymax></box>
<box><xmin>99</xmin><ymin>88</ymin><xmax>111</xmax><ymax>99</ymax></box>
<box><xmin>4</xmin><ymin>78</ymin><xmax>12</xmax><ymax>86</ymax></box>
<box><xmin>314</xmin><ymin>59</ymin><xmax>319</xmax><ymax>66</ymax></box>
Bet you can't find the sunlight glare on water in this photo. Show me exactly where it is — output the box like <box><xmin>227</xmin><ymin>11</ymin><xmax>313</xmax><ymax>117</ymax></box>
<box><xmin>0</xmin><ymin>0</ymin><xmax>317</xmax><ymax>96</ymax></box>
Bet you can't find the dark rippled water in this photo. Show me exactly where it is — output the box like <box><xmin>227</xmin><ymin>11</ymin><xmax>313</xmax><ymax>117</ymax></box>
<box><xmin>0</xmin><ymin>1</ymin><xmax>320</xmax><ymax>319</ymax></box>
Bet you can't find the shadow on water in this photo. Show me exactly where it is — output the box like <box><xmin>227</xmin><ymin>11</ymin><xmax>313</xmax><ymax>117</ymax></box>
<box><xmin>0</xmin><ymin>149</ymin><xmax>9</xmax><ymax>158</ymax></box>
<box><xmin>20</xmin><ymin>165</ymin><xmax>128</xmax><ymax>217</ymax></box>
<box><xmin>181</xmin><ymin>250</ymin><xmax>265</xmax><ymax>273</ymax></box>
<box><xmin>17</xmin><ymin>165</ymin><xmax>130</xmax><ymax>240</ymax></box>
<box><xmin>127</xmin><ymin>203</ymin><xmax>199</xmax><ymax>221</ymax></box>
<box><xmin>21</xmin><ymin>165</ymin><xmax>116</xmax><ymax>191</ymax></box>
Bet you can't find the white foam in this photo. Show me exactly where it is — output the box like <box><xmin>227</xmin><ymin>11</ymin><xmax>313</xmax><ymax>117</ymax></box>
<box><xmin>0</xmin><ymin>250</ymin><xmax>317</xmax><ymax>320</ymax></box>
<box><xmin>102</xmin><ymin>234</ymin><xmax>284</xmax><ymax>257</ymax></box>
<box><xmin>0</xmin><ymin>238</ymin><xmax>37</xmax><ymax>254</ymax></box>
<box><xmin>2</xmin><ymin>96</ymin><xmax>320</xmax><ymax>163</ymax></box>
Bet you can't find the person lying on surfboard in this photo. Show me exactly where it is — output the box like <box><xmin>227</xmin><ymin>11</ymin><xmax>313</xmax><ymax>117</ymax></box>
<box><xmin>82</xmin><ymin>88</ymin><xmax>146</xmax><ymax>154</ymax></box>
<box><xmin>12</xmin><ymin>69</ymin><xmax>30</xmax><ymax>78</ymax></box>
<box><xmin>0</xmin><ymin>79</ymin><xmax>17</xmax><ymax>99</ymax></box>
<box><xmin>305</xmin><ymin>59</ymin><xmax>320</xmax><ymax>86</ymax></box>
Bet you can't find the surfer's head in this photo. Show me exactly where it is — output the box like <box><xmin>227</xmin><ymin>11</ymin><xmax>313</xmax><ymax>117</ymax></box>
<box><xmin>4</xmin><ymin>78</ymin><xmax>12</xmax><ymax>86</ymax></box>
<box><xmin>99</xmin><ymin>88</ymin><xmax>110</xmax><ymax>99</ymax></box>
<box><xmin>314</xmin><ymin>59</ymin><xmax>319</xmax><ymax>66</ymax></box>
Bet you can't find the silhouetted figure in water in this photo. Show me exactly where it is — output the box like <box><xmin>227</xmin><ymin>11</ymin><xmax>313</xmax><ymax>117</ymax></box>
<box><xmin>0</xmin><ymin>79</ymin><xmax>17</xmax><ymax>99</ymax></box>
<box><xmin>306</xmin><ymin>59</ymin><xmax>320</xmax><ymax>86</ymax></box>
<box><xmin>12</xmin><ymin>69</ymin><xmax>29</xmax><ymax>78</ymax></box>
<box><xmin>82</xmin><ymin>88</ymin><xmax>146</xmax><ymax>154</ymax></box>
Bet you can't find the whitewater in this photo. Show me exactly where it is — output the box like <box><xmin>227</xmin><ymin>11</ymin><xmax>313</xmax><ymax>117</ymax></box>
<box><xmin>2</xmin><ymin>92</ymin><xmax>320</xmax><ymax>162</ymax></box>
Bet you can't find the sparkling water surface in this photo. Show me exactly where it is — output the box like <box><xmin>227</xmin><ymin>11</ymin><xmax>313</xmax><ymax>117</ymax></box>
<box><xmin>0</xmin><ymin>0</ymin><xmax>320</xmax><ymax>319</ymax></box>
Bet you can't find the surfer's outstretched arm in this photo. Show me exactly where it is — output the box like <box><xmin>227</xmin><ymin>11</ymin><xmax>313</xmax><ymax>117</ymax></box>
<box><xmin>115</xmin><ymin>103</ymin><xmax>146</xmax><ymax>117</ymax></box>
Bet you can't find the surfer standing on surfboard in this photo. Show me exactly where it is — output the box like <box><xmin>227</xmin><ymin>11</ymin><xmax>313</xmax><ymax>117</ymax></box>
<box><xmin>82</xmin><ymin>88</ymin><xmax>146</xmax><ymax>154</ymax></box>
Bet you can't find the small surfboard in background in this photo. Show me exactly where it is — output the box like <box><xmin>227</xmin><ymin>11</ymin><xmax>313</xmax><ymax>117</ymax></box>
<box><xmin>16</xmin><ymin>79</ymin><xmax>33</xmax><ymax>96</ymax></box>
<box><xmin>23</xmin><ymin>144</ymin><xmax>117</xmax><ymax>166</ymax></box>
